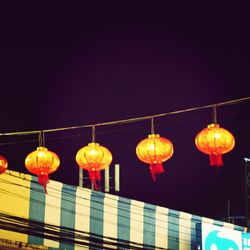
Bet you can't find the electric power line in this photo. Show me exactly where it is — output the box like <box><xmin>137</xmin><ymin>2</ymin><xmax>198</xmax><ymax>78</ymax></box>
<box><xmin>0</xmin><ymin>96</ymin><xmax>249</xmax><ymax>137</ymax></box>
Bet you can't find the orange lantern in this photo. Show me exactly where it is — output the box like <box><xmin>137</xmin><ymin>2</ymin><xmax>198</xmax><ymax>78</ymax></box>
<box><xmin>76</xmin><ymin>142</ymin><xmax>112</xmax><ymax>190</ymax></box>
<box><xmin>195</xmin><ymin>123</ymin><xmax>235</xmax><ymax>167</ymax></box>
<box><xmin>136</xmin><ymin>133</ymin><xmax>174</xmax><ymax>181</ymax></box>
<box><xmin>25</xmin><ymin>146</ymin><xmax>60</xmax><ymax>193</ymax></box>
<box><xmin>0</xmin><ymin>155</ymin><xmax>8</xmax><ymax>174</ymax></box>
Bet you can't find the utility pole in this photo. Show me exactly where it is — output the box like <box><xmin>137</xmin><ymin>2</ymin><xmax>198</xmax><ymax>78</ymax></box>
<box><xmin>244</xmin><ymin>157</ymin><xmax>250</xmax><ymax>228</ymax></box>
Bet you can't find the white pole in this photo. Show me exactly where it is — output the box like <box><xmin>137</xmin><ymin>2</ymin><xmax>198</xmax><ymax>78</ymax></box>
<box><xmin>79</xmin><ymin>168</ymin><xmax>83</xmax><ymax>187</ymax></box>
<box><xmin>105</xmin><ymin>167</ymin><xmax>110</xmax><ymax>192</ymax></box>
<box><xmin>115</xmin><ymin>164</ymin><xmax>120</xmax><ymax>192</ymax></box>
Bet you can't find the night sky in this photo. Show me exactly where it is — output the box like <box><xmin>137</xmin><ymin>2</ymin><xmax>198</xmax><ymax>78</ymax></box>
<box><xmin>1</xmin><ymin>2</ymin><xmax>250</xmax><ymax>226</ymax></box>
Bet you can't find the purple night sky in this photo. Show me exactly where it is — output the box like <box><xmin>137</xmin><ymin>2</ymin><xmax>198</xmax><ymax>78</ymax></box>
<box><xmin>1</xmin><ymin>2</ymin><xmax>249</xmax><ymax>226</ymax></box>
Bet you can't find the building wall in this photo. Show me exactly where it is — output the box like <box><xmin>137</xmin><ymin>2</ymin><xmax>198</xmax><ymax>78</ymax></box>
<box><xmin>0</xmin><ymin>170</ymin><xmax>248</xmax><ymax>250</ymax></box>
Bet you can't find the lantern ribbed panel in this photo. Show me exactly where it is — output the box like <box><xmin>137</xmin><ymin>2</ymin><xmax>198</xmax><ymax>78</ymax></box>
<box><xmin>136</xmin><ymin>134</ymin><xmax>174</xmax><ymax>164</ymax></box>
<box><xmin>0</xmin><ymin>155</ymin><xmax>8</xmax><ymax>174</ymax></box>
<box><xmin>25</xmin><ymin>147</ymin><xmax>60</xmax><ymax>175</ymax></box>
<box><xmin>195</xmin><ymin>123</ymin><xmax>235</xmax><ymax>155</ymax></box>
<box><xmin>75</xmin><ymin>142</ymin><xmax>112</xmax><ymax>171</ymax></box>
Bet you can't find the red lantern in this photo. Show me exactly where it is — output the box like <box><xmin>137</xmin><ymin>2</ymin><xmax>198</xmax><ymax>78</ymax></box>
<box><xmin>76</xmin><ymin>142</ymin><xmax>112</xmax><ymax>190</ymax></box>
<box><xmin>25</xmin><ymin>146</ymin><xmax>60</xmax><ymax>193</ymax></box>
<box><xmin>195</xmin><ymin>123</ymin><xmax>235</xmax><ymax>167</ymax></box>
<box><xmin>0</xmin><ymin>155</ymin><xmax>8</xmax><ymax>174</ymax></box>
<box><xmin>136</xmin><ymin>134</ymin><xmax>174</xmax><ymax>181</ymax></box>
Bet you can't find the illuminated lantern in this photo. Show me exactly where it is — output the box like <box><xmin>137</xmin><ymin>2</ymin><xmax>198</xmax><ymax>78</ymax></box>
<box><xmin>25</xmin><ymin>146</ymin><xmax>60</xmax><ymax>193</ymax></box>
<box><xmin>195</xmin><ymin>123</ymin><xmax>235</xmax><ymax>167</ymax></box>
<box><xmin>136</xmin><ymin>133</ymin><xmax>174</xmax><ymax>181</ymax></box>
<box><xmin>76</xmin><ymin>142</ymin><xmax>112</xmax><ymax>191</ymax></box>
<box><xmin>0</xmin><ymin>155</ymin><xmax>8</xmax><ymax>174</ymax></box>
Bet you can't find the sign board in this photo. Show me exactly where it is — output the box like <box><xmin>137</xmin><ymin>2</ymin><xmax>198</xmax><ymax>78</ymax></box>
<box><xmin>202</xmin><ymin>224</ymin><xmax>250</xmax><ymax>250</ymax></box>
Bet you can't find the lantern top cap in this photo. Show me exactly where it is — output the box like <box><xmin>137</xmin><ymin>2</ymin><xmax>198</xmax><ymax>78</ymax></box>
<box><xmin>36</xmin><ymin>146</ymin><xmax>48</xmax><ymax>151</ymax></box>
<box><xmin>148</xmin><ymin>134</ymin><xmax>160</xmax><ymax>139</ymax></box>
<box><xmin>88</xmin><ymin>142</ymin><xmax>99</xmax><ymax>146</ymax></box>
<box><xmin>207</xmin><ymin>123</ymin><xmax>220</xmax><ymax>129</ymax></box>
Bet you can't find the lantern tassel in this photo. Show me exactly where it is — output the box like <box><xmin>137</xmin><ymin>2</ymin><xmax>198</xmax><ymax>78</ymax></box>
<box><xmin>37</xmin><ymin>174</ymin><xmax>49</xmax><ymax>194</ymax></box>
<box><xmin>209</xmin><ymin>154</ymin><xmax>223</xmax><ymax>167</ymax></box>
<box><xmin>0</xmin><ymin>168</ymin><xmax>7</xmax><ymax>174</ymax></box>
<box><xmin>88</xmin><ymin>170</ymin><xmax>101</xmax><ymax>191</ymax></box>
<box><xmin>150</xmin><ymin>163</ymin><xmax>164</xmax><ymax>181</ymax></box>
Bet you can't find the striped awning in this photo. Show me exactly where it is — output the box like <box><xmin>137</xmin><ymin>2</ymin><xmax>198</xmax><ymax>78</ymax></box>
<box><xmin>0</xmin><ymin>170</ymin><xmax>247</xmax><ymax>249</ymax></box>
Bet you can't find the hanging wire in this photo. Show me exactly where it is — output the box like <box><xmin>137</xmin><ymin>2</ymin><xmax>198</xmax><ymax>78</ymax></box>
<box><xmin>151</xmin><ymin>117</ymin><xmax>155</xmax><ymax>134</ymax></box>
<box><xmin>38</xmin><ymin>131</ymin><xmax>42</xmax><ymax>147</ymax></box>
<box><xmin>0</xmin><ymin>96</ymin><xmax>249</xmax><ymax>137</ymax></box>
<box><xmin>38</xmin><ymin>130</ymin><xmax>45</xmax><ymax>147</ymax></box>
<box><xmin>212</xmin><ymin>104</ymin><xmax>217</xmax><ymax>124</ymax></box>
<box><xmin>92</xmin><ymin>126</ymin><xmax>96</xmax><ymax>143</ymax></box>
<box><xmin>42</xmin><ymin>130</ymin><xmax>45</xmax><ymax>146</ymax></box>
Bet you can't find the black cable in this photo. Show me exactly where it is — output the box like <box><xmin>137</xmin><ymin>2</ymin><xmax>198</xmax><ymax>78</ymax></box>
<box><xmin>0</xmin><ymin>96</ymin><xmax>249</xmax><ymax>137</ymax></box>
<box><xmin>0</xmin><ymin>172</ymin><xmax>239</xmax><ymax>240</ymax></box>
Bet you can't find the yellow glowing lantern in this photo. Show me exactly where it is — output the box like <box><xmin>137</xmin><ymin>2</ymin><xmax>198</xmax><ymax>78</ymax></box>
<box><xmin>0</xmin><ymin>155</ymin><xmax>8</xmax><ymax>174</ymax></box>
<box><xmin>76</xmin><ymin>142</ymin><xmax>112</xmax><ymax>190</ymax></box>
<box><xmin>195</xmin><ymin>123</ymin><xmax>235</xmax><ymax>167</ymax></box>
<box><xmin>25</xmin><ymin>146</ymin><xmax>60</xmax><ymax>193</ymax></box>
<box><xmin>136</xmin><ymin>133</ymin><xmax>174</xmax><ymax>181</ymax></box>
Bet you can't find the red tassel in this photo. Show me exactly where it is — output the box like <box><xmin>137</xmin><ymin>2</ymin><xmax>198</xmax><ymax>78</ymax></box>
<box><xmin>88</xmin><ymin>170</ymin><xmax>101</xmax><ymax>191</ymax></box>
<box><xmin>149</xmin><ymin>163</ymin><xmax>164</xmax><ymax>181</ymax></box>
<box><xmin>37</xmin><ymin>174</ymin><xmax>49</xmax><ymax>194</ymax></box>
<box><xmin>0</xmin><ymin>168</ymin><xmax>7</xmax><ymax>174</ymax></box>
<box><xmin>209</xmin><ymin>154</ymin><xmax>223</xmax><ymax>167</ymax></box>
